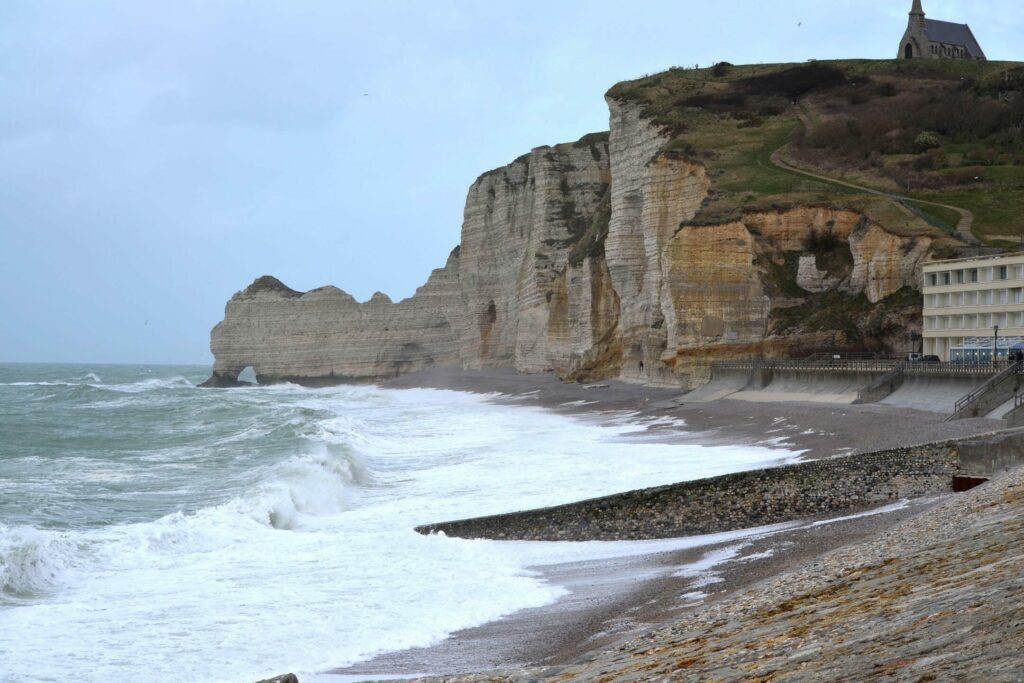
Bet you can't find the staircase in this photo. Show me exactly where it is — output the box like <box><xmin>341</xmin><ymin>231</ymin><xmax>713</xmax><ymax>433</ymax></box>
<box><xmin>947</xmin><ymin>362</ymin><xmax>1024</xmax><ymax>421</ymax></box>
<box><xmin>1001</xmin><ymin>391</ymin><xmax>1024</xmax><ymax>426</ymax></box>
<box><xmin>854</xmin><ymin>363</ymin><xmax>905</xmax><ymax>404</ymax></box>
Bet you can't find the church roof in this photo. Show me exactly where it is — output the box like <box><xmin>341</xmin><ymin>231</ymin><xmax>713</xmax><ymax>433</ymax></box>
<box><xmin>924</xmin><ymin>19</ymin><xmax>986</xmax><ymax>59</ymax></box>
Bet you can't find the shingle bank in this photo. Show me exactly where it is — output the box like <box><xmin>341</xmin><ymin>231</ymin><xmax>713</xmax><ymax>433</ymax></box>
<box><xmin>416</xmin><ymin>429</ymin><xmax>1024</xmax><ymax>541</ymax></box>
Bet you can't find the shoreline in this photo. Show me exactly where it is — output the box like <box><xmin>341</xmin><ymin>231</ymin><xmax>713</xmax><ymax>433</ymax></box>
<box><xmin>327</xmin><ymin>499</ymin><xmax>938</xmax><ymax>682</ymax></box>
<box><xmin>384</xmin><ymin>366</ymin><xmax>1003</xmax><ymax>460</ymax></box>
<box><xmin>320</xmin><ymin>366</ymin><xmax>1006</xmax><ymax>682</ymax></box>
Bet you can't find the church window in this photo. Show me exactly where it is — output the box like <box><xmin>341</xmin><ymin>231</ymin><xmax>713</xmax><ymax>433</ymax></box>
<box><xmin>905</xmin><ymin>44</ymin><xmax>914</xmax><ymax>59</ymax></box>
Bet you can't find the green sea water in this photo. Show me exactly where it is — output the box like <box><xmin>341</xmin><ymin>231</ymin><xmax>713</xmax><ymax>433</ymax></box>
<box><xmin>0</xmin><ymin>363</ymin><xmax>796</xmax><ymax>682</ymax></box>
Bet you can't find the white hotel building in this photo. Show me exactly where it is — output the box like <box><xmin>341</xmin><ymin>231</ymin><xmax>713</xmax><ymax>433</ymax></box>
<box><xmin>922</xmin><ymin>253</ymin><xmax>1024</xmax><ymax>361</ymax></box>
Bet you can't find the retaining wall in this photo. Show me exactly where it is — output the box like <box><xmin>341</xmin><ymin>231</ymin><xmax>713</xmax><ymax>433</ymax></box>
<box><xmin>957</xmin><ymin>428</ymin><xmax>1024</xmax><ymax>476</ymax></box>
<box><xmin>854</xmin><ymin>368</ymin><xmax>905</xmax><ymax>404</ymax></box>
<box><xmin>417</xmin><ymin>430</ymin><xmax>1024</xmax><ymax>541</ymax></box>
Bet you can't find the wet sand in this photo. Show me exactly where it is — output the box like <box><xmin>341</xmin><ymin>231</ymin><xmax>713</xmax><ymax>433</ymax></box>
<box><xmin>325</xmin><ymin>367</ymin><xmax>1005</xmax><ymax>681</ymax></box>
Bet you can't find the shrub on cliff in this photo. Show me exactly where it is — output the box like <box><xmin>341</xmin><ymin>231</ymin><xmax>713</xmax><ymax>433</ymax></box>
<box><xmin>914</xmin><ymin>131</ymin><xmax>942</xmax><ymax>151</ymax></box>
<box><xmin>712</xmin><ymin>61</ymin><xmax>733</xmax><ymax>78</ymax></box>
<box><xmin>738</xmin><ymin>63</ymin><xmax>847</xmax><ymax>100</ymax></box>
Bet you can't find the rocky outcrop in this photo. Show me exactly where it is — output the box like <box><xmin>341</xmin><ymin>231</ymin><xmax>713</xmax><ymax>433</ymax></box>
<box><xmin>204</xmin><ymin>91</ymin><xmax>946</xmax><ymax>388</ymax></box>
<box><xmin>203</xmin><ymin>252</ymin><xmax>462</xmax><ymax>386</ymax></box>
<box><xmin>660</xmin><ymin>221</ymin><xmax>771</xmax><ymax>355</ymax></box>
<box><xmin>847</xmin><ymin>220</ymin><xmax>933</xmax><ymax>303</ymax></box>
<box><xmin>797</xmin><ymin>256</ymin><xmax>843</xmax><ymax>292</ymax></box>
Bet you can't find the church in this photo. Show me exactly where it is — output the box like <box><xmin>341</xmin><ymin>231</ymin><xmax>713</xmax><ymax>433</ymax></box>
<box><xmin>898</xmin><ymin>0</ymin><xmax>986</xmax><ymax>61</ymax></box>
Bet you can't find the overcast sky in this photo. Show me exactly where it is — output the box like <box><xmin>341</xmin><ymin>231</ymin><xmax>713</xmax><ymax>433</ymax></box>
<box><xmin>2</xmin><ymin>0</ymin><xmax>1021</xmax><ymax>364</ymax></box>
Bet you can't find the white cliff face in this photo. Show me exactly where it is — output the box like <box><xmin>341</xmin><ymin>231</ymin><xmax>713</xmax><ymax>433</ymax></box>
<box><xmin>457</xmin><ymin>138</ymin><xmax>611</xmax><ymax>373</ymax></box>
<box><xmin>206</xmin><ymin>251</ymin><xmax>462</xmax><ymax>385</ymax></box>
<box><xmin>604</xmin><ymin>99</ymin><xmax>710</xmax><ymax>386</ymax></box>
<box><xmin>204</xmin><ymin>99</ymin><xmax>944</xmax><ymax>388</ymax></box>
<box><xmin>797</xmin><ymin>256</ymin><xmax>844</xmax><ymax>293</ymax></box>
<box><xmin>206</xmin><ymin>136</ymin><xmax>617</xmax><ymax>386</ymax></box>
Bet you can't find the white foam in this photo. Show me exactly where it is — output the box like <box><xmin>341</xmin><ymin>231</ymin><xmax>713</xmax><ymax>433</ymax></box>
<box><xmin>102</xmin><ymin>376</ymin><xmax>196</xmax><ymax>393</ymax></box>
<box><xmin>0</xmin><ymin>525</ymin><xmax>87</xmax><ymax>602</ymax></box>
<box><xmin>809</xmin><ymin>499</ymin><xmax>909</xmax><ymax>526</ymax></box>
<box><xmin>0</xmin><ymin>382</ymin><xmax>802</xmax><ymax>682</ymax></box>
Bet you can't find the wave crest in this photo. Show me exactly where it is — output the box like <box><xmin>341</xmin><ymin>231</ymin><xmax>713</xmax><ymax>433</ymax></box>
<box><xmin>105</xmin><ymin>377</ymin><xmax>196</xmax><ymax>393</ymax></box>
<box><xmin>0</xmin><ymin>526</ymin><xmax>82</xmax><ymax>603</ymax></box>
<box><xmin>238</xmin><ymin>443</ymin><xmax>369</xmax><ymax>530</ymax></box>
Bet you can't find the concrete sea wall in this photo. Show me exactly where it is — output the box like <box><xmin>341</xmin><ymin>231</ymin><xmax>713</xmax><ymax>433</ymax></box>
<box><xmin>417</xmin><ymin>430</ymin><xmax>1024</xmax><ymax>541</ymax></box>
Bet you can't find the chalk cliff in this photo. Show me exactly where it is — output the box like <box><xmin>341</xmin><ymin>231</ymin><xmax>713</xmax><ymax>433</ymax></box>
<box><xmin>204</xmin><ymin>66</ymin><xmax>957</xmax><ymax>389</ymax></box>
<box><xmin>205</xmin><ymin>253</ymin><xmax>462</xmax><ymax>385</ymax></box>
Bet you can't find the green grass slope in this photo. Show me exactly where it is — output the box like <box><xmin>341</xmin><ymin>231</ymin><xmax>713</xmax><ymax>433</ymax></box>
<box><xmin>608</xmin><ymin>59</ymin><xmax>1024</xmax><ymax>245</ymax></box>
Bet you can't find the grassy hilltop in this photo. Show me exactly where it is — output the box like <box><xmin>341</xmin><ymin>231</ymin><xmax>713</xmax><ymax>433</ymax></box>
<box><xmin>609</xmin><ymin>59</ymin><xmax>1024</xmax><ymax>248</ymax></box>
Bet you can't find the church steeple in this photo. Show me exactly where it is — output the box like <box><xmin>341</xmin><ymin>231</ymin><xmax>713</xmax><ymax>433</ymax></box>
<box><xmin>910</xmin><ymin>0</ymin><xmax>925</xmax><ymax>27</ymax></box>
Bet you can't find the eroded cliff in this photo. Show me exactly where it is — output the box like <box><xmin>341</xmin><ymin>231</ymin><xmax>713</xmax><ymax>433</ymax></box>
<box><xmin>205</xmin><ymin>61</ymin><xmax>965</xmax><ymax>389</ymax></box>
<box><xmin>205</xmin><ymin>252</ymin><xmax>462</xmax><ymax>386</ymax></box>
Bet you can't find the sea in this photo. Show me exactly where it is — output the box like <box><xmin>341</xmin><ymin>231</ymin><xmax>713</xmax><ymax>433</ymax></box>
<box><xmin>0</xmin><ymin>364</ymin><xmax>798</xmax><ymax>682</ymax></box>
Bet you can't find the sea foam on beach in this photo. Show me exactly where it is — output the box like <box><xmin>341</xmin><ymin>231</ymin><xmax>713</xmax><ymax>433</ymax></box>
<box><xmin>0</xmin><ymin>363</ymin><xmax>798</xmax><ymax>682</ymax></box>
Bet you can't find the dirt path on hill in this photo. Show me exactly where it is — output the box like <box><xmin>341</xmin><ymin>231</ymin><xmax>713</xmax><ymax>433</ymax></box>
<box><xmin>765</xmin><ymin>106</ymin><xmax>979</xmax><ymax>245</ymax></box>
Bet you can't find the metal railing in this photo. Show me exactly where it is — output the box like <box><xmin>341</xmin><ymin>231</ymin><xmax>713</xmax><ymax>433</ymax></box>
<box><xmin>950</xmin><ymin>361</ymin><xmax>1023</xmax><ymax>417</ymax></box>
<box><xmin>804</xmin><ymin>351</ymin><xmax>890</xmax><ymax>361</ymax></box>
<box><xmin>904</xmin><ymin>360</ymin><xmax>1014</xmax><ymax>375</ymax></box>
<box><xmin>714</xmin><ymin>358</ymin><xmax>903</xmax><ymax>373</ymax></box>
<box><xmin>713</xmin><ymin>358</ymin><xmax>1012</xmax><ymax>377</ymax></box>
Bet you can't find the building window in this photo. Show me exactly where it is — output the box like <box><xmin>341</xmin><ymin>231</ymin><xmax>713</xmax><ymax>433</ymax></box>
<box><xmin>957</xmin><ymin>271</ymin><xmax>964</xmax><ymax>284</ymax></box>
<box><xmin>999</xmin><ymin>265</ymin><xmax>1009</xmax><ymax>280</ymax></box>
<box><xmin>943</xmin><ymin>272</ymin><xmax>951</xmax><ymax>285</ymax></box>
<box><xmin>971</xmin><ymin>269</ymin><xmax>979</xmax><ymax>283</ymax></box>
<box><xmin>928</xmin><ymin>273</ymin><xmax>937</xmax><ymax>287</ymax></box>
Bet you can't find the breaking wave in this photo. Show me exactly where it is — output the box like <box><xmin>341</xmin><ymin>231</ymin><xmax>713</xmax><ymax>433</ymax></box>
<box><xmin>227</xmin><ymin>443</ymin><xmax>370</xmax><ymax>530</ymax></box>
<box><xmin>0</xmin><ymin>525</ymin><xmax>85</xmax><ymax>604</ymax></box>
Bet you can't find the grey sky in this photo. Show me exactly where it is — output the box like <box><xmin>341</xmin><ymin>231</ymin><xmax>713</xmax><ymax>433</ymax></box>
<box><xmin>1</xmin><ymin>1</ymin><xmax>1020</xmax><ymax>364</ymax></box>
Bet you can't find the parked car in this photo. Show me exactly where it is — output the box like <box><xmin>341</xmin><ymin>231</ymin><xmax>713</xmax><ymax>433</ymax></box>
<box><xmin>921</xmin><ymin>355</ymin><xmax>941</xmax><ymax>363</ymax></box>
<box><xmin>905</xmin><ymin>353</ymin><xmax>922</xmax><ymax>362</ymax></box>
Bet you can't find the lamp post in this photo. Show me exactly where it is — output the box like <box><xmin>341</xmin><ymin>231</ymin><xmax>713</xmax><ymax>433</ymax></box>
<box><xmin>994</xmin><ymin>324</ymin><xmax>1000</xmax><ymax>366</ymax></box>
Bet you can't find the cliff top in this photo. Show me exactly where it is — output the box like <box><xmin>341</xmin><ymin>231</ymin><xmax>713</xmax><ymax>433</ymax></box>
<box><xmin>243</xmin><ymin>276</ymin><xmax>303</xmax><ymax>298</ymax></box>
<box><xmin>474</xmin><ymin>131</ymin><xmax>611</xmax><ymax>184</ymax></box>
<box><xmin>607</xmin><ymin>59</ymin><xmax>1024</xmax><ymax>245</ymax></box>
